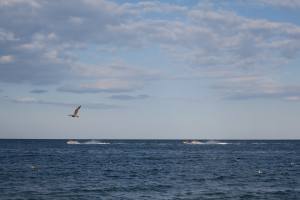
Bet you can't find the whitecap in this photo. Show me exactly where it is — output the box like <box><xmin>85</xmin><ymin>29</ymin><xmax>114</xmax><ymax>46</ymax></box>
<box><xmin>66</xmin><ymin>140</ymin><xmax>110</xmax><ymax>145</ymax></box>
<box><xmin>183</xmin><ymin>140</ymin><xmax>230</xmax><ymax>145</ymax></box>
<box><xmin>66</xmin><ymin>140</ymin><xmax>80</xmax><ymax>145</ymax></box>
<box><xmin>205</xmin><ymin>141</ymin><xmax>229</xmax><ymax>145</ymax></box>
<box><xmin>82</xmin><ymin>140</ymin><xmax>110</xmax><ymax>145</ymax></box>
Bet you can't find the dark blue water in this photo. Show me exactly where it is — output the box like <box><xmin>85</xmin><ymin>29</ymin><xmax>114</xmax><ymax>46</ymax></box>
<box><xmin>0</xmin><ymin>140</ymin><xmax>299</xmax><ymax>199</ymax></box>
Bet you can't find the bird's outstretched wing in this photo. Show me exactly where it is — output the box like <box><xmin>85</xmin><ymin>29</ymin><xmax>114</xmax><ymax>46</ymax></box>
<box><xmin>73</xmin><ymin>105</ymin><xmax>81</xmax><ymax>115</ymax></box>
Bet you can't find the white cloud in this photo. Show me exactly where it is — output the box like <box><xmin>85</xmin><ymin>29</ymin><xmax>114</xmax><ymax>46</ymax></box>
<box><xmin>69</xmin><ymin>16</ymin><xmax>85</xmax><ymax>25</ymax></box>
<box><xmin>257</xmin><ymin>0</ymin><xmax>300</xmax><ymax>8</ymax></box>
<box><xmin>214</xmin><ymin>76</ymin><xmax>300</xmax><ymax>101</ymax></box>
<box><xmin>285</xmin><ymin>96</ymin><xmax>300</xmax><ymax>101</ymax></box>
<box><xmin>1</xmin><ymin>0</ymin><xmax>300</xmax><ymax>98</ymax></box>
<box><xmin>13</xmin><ymin>96</ymin><xmax>37</xmax><ymax>103</ymax></box>
<box><xmin>109</xmin><ymin>94</ymin><xmax>149</xmax><ymax>100</ymax></box>
<box><xmin>10</xmin><ymin>96</ymin><xmax>119</xmax><ymax>109</ymax></box>
<box><xmin>121</xmin><ymin>1</ymin><xmax>187</xmax><ymax>14</ymax></box>
<box><xmin>0</xmin><ymin>0</ymin><xmax>41</xmax><ymax>7</ymax></box>
<box><xmin>0</xmin><ymin>28</ymin><xmax>18</xmax><ymax>41</ymax></box>
<box><xmin>0</xmin><ymin>55</ymin><xmax>14</xmax><ymax>63</ymax></box>
<box><xmin>73</xmin><ymin>62</ymin><xmax>160</xmax><ymax>80</ymax></box>
<box><xmin>57</xmin><ymin>79</ymin><xmax>143</xmax><ymax>93</ymax></box>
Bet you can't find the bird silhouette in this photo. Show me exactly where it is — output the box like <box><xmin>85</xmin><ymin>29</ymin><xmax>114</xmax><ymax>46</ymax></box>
<box><xmin>68</xmin><ymin>105</ymin><xmax>81</xmax><ymax>118</ymax></box>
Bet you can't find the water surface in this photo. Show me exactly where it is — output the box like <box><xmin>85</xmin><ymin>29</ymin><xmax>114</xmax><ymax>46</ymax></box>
<box><xmin>0</xmin><ymin>140</ymin><xmax>299</xmax><ymax>199</ymax></box>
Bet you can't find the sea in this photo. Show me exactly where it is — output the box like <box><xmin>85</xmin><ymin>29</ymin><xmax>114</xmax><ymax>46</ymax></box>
<box><xmin>0</xmin><ymin>140</ymin><xmax>299</xmax><ymax>199</ymax></box>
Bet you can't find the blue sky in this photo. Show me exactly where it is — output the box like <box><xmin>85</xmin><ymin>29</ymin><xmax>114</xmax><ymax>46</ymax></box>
<box><xmin>1</xmin><ymin>0</ymin><xmax>300</xmax><ymax>139</ymax></box>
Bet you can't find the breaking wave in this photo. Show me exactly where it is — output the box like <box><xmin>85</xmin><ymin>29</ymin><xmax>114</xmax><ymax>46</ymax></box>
<box><xmin>183</xmin><ymin>140</ymin><xmax>230</xmax><ymax>145</ymax></box>
<box><xmin>205</xmin><ymin>141</ymin><xmax>229</xmax><ymax>145</ymax></box>
<box><xmin>66</xmin><ymin>140</ymin><xmax>110</xmax><ymax>145</ymax></box>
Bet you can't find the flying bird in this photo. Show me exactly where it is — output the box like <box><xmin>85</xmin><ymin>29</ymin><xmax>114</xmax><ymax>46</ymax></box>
<box><xmin>68</xmin><ymin>105</ymin><xmax>81</xmax><ymax>118</ymax></box>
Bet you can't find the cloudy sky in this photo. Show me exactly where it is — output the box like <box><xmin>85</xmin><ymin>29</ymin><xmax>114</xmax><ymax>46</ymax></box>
<box><xmin>1</xmin><ymin>0</ymin><xmax>300</xmax><ymax>139</ymax></box>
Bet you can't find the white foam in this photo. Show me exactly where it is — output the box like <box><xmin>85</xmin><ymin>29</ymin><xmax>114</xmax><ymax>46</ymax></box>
<box><xmin>183</xmin><ymin>140</ymin><xmax>203</xmax><ymax>145</ymax></box>
<box><xmin>183</xmin><ymin>140</ymin><xmax>230</xmax><ymax>145</ymax></box>
<box><xmin>66</xmin><ymin>140</ymin><xmax>110</xmax><ymax>145</ymax></box>
<box><xmin>205</xmin><ymin>141</ymin><xmax>229</xmax><ymax>145</ymax></box>
<box><xmin>66</xmin><ymin>140</ymin><xmax>80</xmax><ymax>145</ymax></box>
<box><xmin>82</xmin><ymin>140</ymin><xmax>110</xmax><ymax>145</ymax></box>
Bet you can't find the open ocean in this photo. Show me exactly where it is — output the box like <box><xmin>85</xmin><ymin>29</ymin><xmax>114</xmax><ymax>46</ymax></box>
<box><xmin>0</xmin><ymin>140</ymin><xmax>299</xmax><ymax>199</ymax></box>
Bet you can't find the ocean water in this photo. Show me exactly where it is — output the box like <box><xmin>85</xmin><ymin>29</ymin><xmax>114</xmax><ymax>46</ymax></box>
<box><xmin>0</xmin><ymin>140</ymin><xmax>299</xmax><ymax>200</ymax></box>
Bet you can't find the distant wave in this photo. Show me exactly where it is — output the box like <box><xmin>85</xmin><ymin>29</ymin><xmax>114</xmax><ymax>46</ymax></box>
<box><xmin>67</xmin><ymin>140</ymin><xmax>110</xmax><ymax>145</ymax></box>
<box><xmin>183</xmin><ymin>140</ymin><xmax>230</xmax><ymax>145</ymax></box>
<box><xmin>205</xmin><ymin>141</ymin><xmax>229</xmax><ymax>145</ymax></box>
<box><xmin>252</xmin><ymin>142</ymin><xmax>267</xmax><ymax>145</ymax></box>
<box><xmin>83</xmin><ymin>140</ymin><xmax>110</xmax><ymax>145</ymax></box>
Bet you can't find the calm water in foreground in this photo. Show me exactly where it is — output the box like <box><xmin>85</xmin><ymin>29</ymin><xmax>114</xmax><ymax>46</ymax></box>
<box><xmin>0</xmin><ymin>140</ymin><xmax>299</xmax><ymax>199</ymax></box>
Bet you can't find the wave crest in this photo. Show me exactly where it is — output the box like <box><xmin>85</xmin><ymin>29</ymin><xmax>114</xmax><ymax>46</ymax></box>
<box><xmin>183</xmin><ymin>140</ymin><xmax>229</xmax><ymax>145</ymax></box>
<box><xmin>66</xmin><ymin>140</ymin><xmax>110</xmax><ymax>145</ymax></box>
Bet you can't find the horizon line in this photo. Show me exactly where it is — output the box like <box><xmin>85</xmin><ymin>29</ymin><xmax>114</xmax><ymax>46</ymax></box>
<box><xmin>0</xmin><ymin>138</ymin><xmax>300</xmax><ymax>140</ymax></box>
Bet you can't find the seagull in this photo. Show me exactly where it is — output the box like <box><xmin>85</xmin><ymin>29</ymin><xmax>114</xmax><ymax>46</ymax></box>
<box><xmin>68</xmin><ymin>105</ymin><xmax>81</xmax><ymax>118</ymax></box>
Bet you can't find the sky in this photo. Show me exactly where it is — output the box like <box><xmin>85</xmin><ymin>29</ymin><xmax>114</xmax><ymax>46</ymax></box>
<box><xmin>1</xmin><ymin>0</ymin><xmax>300</xmax><ymax>139</ymax></box>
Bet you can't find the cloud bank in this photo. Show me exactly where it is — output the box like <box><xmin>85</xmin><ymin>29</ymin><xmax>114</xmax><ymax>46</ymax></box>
<box><xmin>9</xmin><ymin>96</ymin><xmax>120</xmax><ymax>109</ymax></box>
<box><xmin>0</xmin><ymin>0</ymin><xmax>300</xmax><ymax>99</ymax></box>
